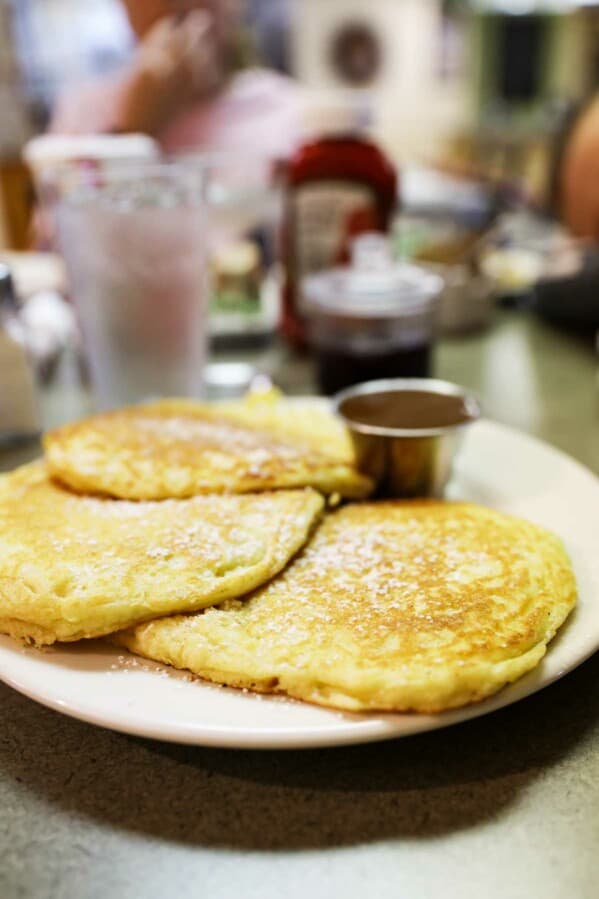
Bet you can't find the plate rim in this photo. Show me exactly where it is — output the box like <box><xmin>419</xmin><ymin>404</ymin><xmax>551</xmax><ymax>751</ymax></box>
<box><xmin>1</xmin><ymin>624</ymin><xmax>596</xmax><ymax>750</ymax></box>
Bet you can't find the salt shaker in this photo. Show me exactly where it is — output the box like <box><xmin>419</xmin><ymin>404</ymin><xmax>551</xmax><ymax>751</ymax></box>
<box><xmin>0</xmin><ymin>263</ymin><xmax>40</xmax><ymax>446</ymax></box>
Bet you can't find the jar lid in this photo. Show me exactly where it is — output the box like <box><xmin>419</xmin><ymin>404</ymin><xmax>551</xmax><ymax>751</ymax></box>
<box><xmin>303</xmin><ymin>234</ymin><xmax>443</xmax><ymax>318</ymax></box>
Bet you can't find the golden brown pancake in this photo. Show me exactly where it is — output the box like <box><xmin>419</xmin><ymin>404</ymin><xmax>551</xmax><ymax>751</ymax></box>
<box><xmin>0</xmin><ymin>461</ymin><xmax>323</xmax><ymax>645</ymax></box>
<box><xmin>213</xmin><ymin>389</ymin><xmax>356</xmax><ymax>463</ymax></box>
<box><xmin>118</xmin><ymin>501</ymin><xmax>577</xmax><ymax>713</ymax></box>
<box><xmin>43</xmin><ymin>398</ymin><xmax>372</xmax><ymax>500</ymax></box>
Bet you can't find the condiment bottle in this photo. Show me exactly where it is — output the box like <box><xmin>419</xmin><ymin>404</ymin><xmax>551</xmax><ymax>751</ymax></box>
<box><xmin>303</xmin><ymin>233</ymin><xmax>443</xmax><ymax>395</ymax></box>
<box><xmin>0</xmin><ymin>264</ymin><xmax>40</xmax><ymax>445</ymax></box>
<box><xmin>282</xmin><ymin>95</ymin><xmax>397</xmax><ymax>346</ymax></box>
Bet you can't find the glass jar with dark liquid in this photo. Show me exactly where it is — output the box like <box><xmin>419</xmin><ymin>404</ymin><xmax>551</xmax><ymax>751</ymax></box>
<box><xmin>303</xmin><ymin>234</ymin><xmax>443</xmax><ymax>395</ymax></box>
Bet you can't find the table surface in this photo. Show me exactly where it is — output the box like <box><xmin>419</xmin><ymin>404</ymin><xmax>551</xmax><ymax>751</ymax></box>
<box><xmin>1</xmin><ymin>311</ymin><xmax>598</xmax><ymax>899</ymax></box>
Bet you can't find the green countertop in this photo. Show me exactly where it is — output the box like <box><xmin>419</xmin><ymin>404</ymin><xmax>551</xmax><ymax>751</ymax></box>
<box><xmin>1</xmin><ymin>311</ymin><xmax>598</xmax><ymax>899</ymax></box>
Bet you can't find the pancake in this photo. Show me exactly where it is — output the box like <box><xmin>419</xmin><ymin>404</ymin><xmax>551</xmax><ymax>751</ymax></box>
<box><xmin>43</xmin><ymin>398</ymin><xmax>372</xmax><ymax>500</ymax></box>
<box><xmin>0</xmin><ymin>461</ymin><xmax>323</xmax><ymax>645</ymax></box>
<box><xmin>213</xmin><ymin>389</ymin><xmax>356</xmax><ymax>463</ymax></box>
<box><xmin>117</xmin><ymin>501</ymin><xmax>577</xmax><ymax>713</ymax></box>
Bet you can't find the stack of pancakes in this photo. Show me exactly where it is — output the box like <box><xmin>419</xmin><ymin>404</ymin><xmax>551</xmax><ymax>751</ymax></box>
<box><xmin>0</xmin><ymin>391</ymin><xmax>577</xmax><ymax>713</ymax></box>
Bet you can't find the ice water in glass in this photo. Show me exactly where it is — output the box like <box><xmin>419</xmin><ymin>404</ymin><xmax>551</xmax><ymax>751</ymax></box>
<box><xmin>57</xmin><ymin>165</ymin><xmax>207</xmax><ymax>409</ymax></box>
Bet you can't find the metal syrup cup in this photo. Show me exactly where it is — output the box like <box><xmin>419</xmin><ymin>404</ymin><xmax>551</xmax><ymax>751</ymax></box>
<box><xmin>334</xmin><ymin>378</ymin><xmax>481</xmax><ymax>498</ymax></box>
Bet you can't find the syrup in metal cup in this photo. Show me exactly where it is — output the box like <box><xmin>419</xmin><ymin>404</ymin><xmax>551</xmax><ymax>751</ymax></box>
<box><xmin>334</xmin><ymin>378</ymin><xmax>481</xmax><ymax>498</ymax></box>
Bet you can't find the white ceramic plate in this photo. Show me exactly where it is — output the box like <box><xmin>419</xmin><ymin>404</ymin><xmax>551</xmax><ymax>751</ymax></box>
<box><xmin>1</xmin><ymin>419</ymin><xmax>598</xmax><ymax>749</ymax></box>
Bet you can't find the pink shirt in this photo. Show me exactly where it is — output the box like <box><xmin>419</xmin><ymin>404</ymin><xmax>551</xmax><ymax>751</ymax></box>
<box><xmin>51</xmin><ymin>68</ymin><xmax>304</xmax><ymax>161</ymax></box>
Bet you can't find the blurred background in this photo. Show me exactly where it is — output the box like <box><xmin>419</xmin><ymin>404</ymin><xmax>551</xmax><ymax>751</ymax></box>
<box><xmin>3</xmin><ymin>0</ymin><xmax>599</xmax><ymax>225</ymax></box>
<box><xmin>2</xmin><ymin>0</ymin><xmax>599</xmax><ymax>443</ymax></box>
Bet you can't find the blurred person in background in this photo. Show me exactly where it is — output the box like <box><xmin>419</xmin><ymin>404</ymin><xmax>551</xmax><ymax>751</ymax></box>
<box><xmin>560</xmin><ymin>95</ymin><xmax>599</xmax><ymax>243</ymax></box>
<box><xmin>530</xmin><ymin>95</ymin><xmax>599</xmax><ymax>334</ymax></box>
<box><xmin>50</xmin><ymin>0</ymin><xmax>303</xmax><ymax>160</ymax></box>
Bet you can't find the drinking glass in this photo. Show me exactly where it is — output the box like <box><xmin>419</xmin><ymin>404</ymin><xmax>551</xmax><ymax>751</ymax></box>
<box><xmin>56</xmin><ymin>162</ymin><xmax>208</xmax><ymax>409</ymax></box>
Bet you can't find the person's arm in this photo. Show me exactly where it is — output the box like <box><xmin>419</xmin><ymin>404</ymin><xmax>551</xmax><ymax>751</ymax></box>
<box><xmin>112</xmin><ymin>60</ymin><xmax>192</xmax><ymax>137</ymax></box>
<box><xmin>560</xmin><ymin>96</ymin><xmax>599</xmax><ymax>241</ymax></box>
<box><xmin>114</xmin><ymin>10</ymin><xmax>223</xmax><ymax>137</ymax></box>
<box><xmin>113</xmin><ymin>12</ymin><xmax>219</xmax><ymax>136</ymax></box>
<box><xmin>51</xmin><ymin>11</ymin><xmax>222</xmax><ymax>139</ymax></box>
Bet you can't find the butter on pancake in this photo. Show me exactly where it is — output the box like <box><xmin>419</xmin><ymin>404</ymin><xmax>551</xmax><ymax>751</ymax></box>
<box><xmin>43</xmin><ymin>398</ymin><xmax>372</xmax><ymax>500</ymax></box>
<box><xmin>118</xmin><ymin>501</ymin><xmax>577</xmax><ymax>713</ymax></box>
<box><xmin>0</xmin><ymin>461</ymin><xmax>323</xmax><ymax>645</ymax></box>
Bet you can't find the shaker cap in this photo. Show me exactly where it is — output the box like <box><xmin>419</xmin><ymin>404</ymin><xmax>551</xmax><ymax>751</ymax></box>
<box><xmin>303</xmin><ymin>233</ymin><xmax>443</xmax><ymax>318</ymax></box>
